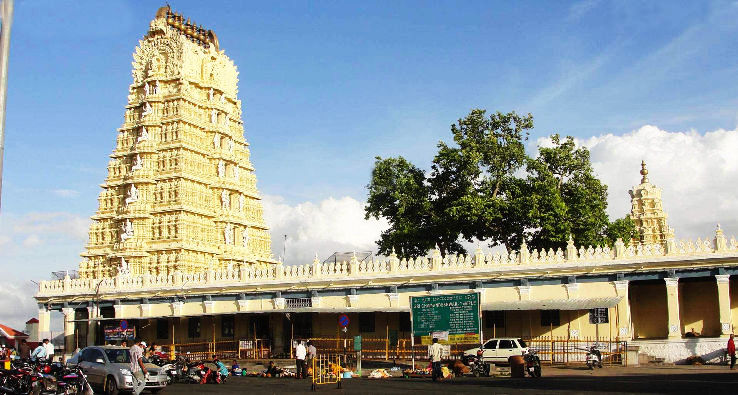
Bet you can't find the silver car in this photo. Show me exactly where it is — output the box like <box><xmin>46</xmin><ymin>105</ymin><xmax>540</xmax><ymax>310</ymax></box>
<box><xmin>69</xmin><ymin>346</ymin><xmax>167</xmax><ymax>394</ymax></box>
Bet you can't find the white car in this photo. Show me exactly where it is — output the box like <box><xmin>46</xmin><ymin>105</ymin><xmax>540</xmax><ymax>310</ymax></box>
<box><xmin>463</xmin><ymin>338</ymin><xmax>529</xmax><ymax>364</ymax></box>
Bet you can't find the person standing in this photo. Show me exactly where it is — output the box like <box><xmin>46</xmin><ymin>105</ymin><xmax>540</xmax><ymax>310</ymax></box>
<box><xmin>430</xmin><ymin>338</ymin><xmax>443</xmax><ymax>382</ymax></box>
<box><xmin>44</xmin><ymin>337</ymin><xmax>55</xmax><ymax>361</ymax></box>
<box><xmin>19</xmin><ymin>339</ymin><xmax>30</xmax><ymax>360</ymax></box>
<box><xmin>295</xmin><ymin>339</ymin><xmax>307</xmax><ymax>379</ymax></box>
<box><xmin>130</xmin><ymin>338</ymin><xmax>148</xmax><ymax>395</ymax></box>
<box><xmin>306</xmin><ymin>340</ymin><xmax>316</xmax><ymax>375</ymax></box>
<box><xmin>728</xmin><ymin>334</ymin><xmax>736</xmax><ymax>369</ymax></box>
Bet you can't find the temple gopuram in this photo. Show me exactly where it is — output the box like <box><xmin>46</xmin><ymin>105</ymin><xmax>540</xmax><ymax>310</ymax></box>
<box><xmin>34</xmin><ymin>6</ymin><xmax>738</xmax><ymax>365</ymax></box>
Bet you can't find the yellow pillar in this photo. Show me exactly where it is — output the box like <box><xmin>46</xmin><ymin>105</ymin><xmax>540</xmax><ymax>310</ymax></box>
<box><xmin>614</xmin><ymin>280</ymin><xmax>631</xmax><ymax>340</ymax></box>
<box><xmin>61</xmin><ymin>307</ymin><xmax>76</xmax><ymax>354</ymax></box>
<box><xmin>715</xmin><ymin>275</ymin><xmax>732</xmax><ymax>337</ymax></box>
<box><xmin>37</xmin><ymin>307</ymin><xmax>51</xmax><ymax>341</ymax></box>
<box><xmin>664</xmin><ymin>278</ymin><xmax>681</xmax><ymax>339</ymax></box>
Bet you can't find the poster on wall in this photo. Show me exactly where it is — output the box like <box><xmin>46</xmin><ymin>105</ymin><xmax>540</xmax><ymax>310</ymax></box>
<box><xmin>103</xmin><ymin>322</ymin><xmax>135</xmax><ymax>341</ymax></box>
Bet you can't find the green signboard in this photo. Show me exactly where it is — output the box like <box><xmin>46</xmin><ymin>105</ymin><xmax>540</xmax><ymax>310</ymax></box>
<box><xmin>410</xmin><ymin>293</ymin><xmax>481</xmax><ymax>344</ymax></box>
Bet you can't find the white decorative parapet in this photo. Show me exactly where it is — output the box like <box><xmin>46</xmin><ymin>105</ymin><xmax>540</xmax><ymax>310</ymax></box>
<box><xmin>37</xmin><ymin>227</ymin><xmax>738</xmax><ymax>298</ymax></box>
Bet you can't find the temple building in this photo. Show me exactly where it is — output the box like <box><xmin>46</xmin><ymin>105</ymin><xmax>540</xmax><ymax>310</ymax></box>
<box><xmin>34</xmin><ymin>7</ymin><xmax>738</xmax><ymax>365</ymax></box>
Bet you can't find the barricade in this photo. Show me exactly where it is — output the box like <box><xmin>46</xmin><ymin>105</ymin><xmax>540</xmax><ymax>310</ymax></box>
<box><xmin>311</xmin><ymin>354</ymin><xmax>342</xmax><ymax>391</ymax></box>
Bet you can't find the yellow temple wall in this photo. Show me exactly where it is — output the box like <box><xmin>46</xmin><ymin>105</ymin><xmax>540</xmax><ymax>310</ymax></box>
<box><xmin>679</xmin><ymin>280</ymin><xmax>720</xmax><ymax>337</ymax></box>
<box><xmin>630</xmin><ymin>282</ymin><xmax>668</xmax><ymax>339</ymax></box>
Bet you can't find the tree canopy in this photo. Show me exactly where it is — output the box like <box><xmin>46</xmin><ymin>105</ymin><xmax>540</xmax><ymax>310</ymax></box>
<box><xmin>365</xmin><ymin>109</ymin><xmax>638</xmax><ymax>257</ymax></box>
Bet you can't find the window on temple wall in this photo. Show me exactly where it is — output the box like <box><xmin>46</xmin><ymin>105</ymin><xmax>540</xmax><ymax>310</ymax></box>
<box><xmin>540</xmin><ymin>310</ymin><xmax>560</xmax><ymax>327</ymax></box>
<box><xmin>157</xmin><ymin>319</ymin><xmax>169</xmax><ymax>340</ymax></box>
<box><xmin>484</xmin><ymin>311</ymin><xmax>505</xmax><ymax>328</ymax></box>
<box><xmin>359</xmin><ymin>312</ymin><xmax>375</xmax><ymax>333</ymax></box>
<box><xmin>399</xmin><ymin>312</ymin><xmax>411</xmax><ymax>332</ymax></box>
<box><xmin>188</xmin><ymin>317</ymin><xmax>201</xmax><ymax>339</ymax></box>
<box><xmin>221</xmin><ymin>315</ymin><xmax>235</xmax><ymax>338</ymax></box>
<box><xmin>589</xmin><ymin>308</ymin><xmax>609</xmax><ymax>324</ymax></box>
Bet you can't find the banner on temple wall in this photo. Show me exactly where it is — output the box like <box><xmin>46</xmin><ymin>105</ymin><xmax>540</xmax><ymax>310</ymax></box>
<box><xmin>410</xmin><ymin>293</ymin><xmax>481</xmax><ymax>345</ymax></box>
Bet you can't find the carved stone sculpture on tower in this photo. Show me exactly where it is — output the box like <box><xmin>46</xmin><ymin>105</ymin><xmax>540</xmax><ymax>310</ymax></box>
<box><xmin>154</xmin><ymin>80</ymin><xmax>160</xmax><ymax>95</ymax></box>
<box><xmin>221</xmin><ymin>190</ymin><xmax>230</xmax><ymax>209</ymax></box>
<box><xmin>137</xmin><ymin>126</ymin><xmax>149</xmax><ymax>143</ymax></box>
<box><xmin>125</xmin><ymin>184</ymin><xmax>139</xmax><ymax>205</ymax></box>
<box><xmin>209</xmin><ymin>87</ymin><xmax>214</xmax><ymax>101</ymax></box>
<box><xmin>118</xmin><ymin>257</ymin><xmax>130</xmax><ymax>276</ymax></box>
<box><xmin>120</xmin><ymin>219</ymin><xmax>134</xmax><ymax>242</ymax></box>
<box><xmin>131</xmin><ymin>154</ymin><xmax>142</xmax><ymax>171</ymax></box>
<box><xmin>224</xmin><ymin>223</ymin><xmax>233</xmax><ymax>245</ymax></box>
<box><xmin>217</xmin><ymin>160</ymin><xmax>225</xmax><ymax>178</ymax></box>
<box><xmin>242</xmin><ymin>227</ymin><xmax>249</xmax><ymax>248</ymax></box>
<box><xmin>144</xmin><ymin>83</ymin><xmax>150</xmax><ymax>96</ymax></box>
<box><xmin>142</xmin><ymin>102</ymin><xmax>152</xmax><ymax>116</ymax></box>
<box><xmin>211</xmin><ymin>109</ymin><xmax>217</xmax><ymax>124</ymax></box>
<box><xmin>213</xmin><ymin>133</ymin><xmax>220</xmax><ymax>149</ymax></box>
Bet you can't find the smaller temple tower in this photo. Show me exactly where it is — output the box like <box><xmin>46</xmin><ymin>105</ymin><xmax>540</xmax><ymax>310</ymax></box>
<box><xmin>629</xmin><ymin>161</ymin><xmax>674</xmax><ymax>245</ymax></box>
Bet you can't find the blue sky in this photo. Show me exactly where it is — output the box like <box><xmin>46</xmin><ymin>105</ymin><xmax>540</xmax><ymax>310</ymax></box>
<box><xmin>3</xmin><ymin>0</ymin><xmax>738</xmax><ymax>328</ymax></box>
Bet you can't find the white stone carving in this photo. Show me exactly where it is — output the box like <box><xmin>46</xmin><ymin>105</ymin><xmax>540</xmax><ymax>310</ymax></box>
<box><xmin>154</xmin><ymin>80</ymin><xmax>159</xmax><ymax>95</ymax></box>
<box><xmin>722</xmin><ymin>322</ymin><xmax>732</xmax><ymax>333</ymax></box>
<box><xmin>209</xmin><ymin>88</ymin><xmax>214</xmax><ymax>101</ymax></box>
<box><xmin>142</xmin><ymin>102</ymin><xmax>152</xmax><ymax>116</ymax></box>
<box><xmin>619</xmin><ymin>327</ymin><xmax>628</xmax><ymax>337</ymax></box>
<box><xmin>221</xmin><ymin>190</ymin><xmax>230</xmax><ymax>209</ymax></box>
<box><xmin>118</xmin><ymin>257</ymin><xmax>130</xmax><ymax>276</ymax></box>
<box><xmin>239</xmin><ymin>194</ymin><xmax>244</xmax><ymax>212</ymax></box>
<box><xmin>131</xmin><ymin>154</ymin><xmax>142</xmax><ymax>171</ymax></box>
<box><xmin>137</xmin><ymin>126</ymin><xmax>149</xmax><ymax>143</ymax></box>
<box><xmin>570</xmin><ymin>329</ymin><xmax>580</xmax><ymax>338</ymax></box>
<box><xmin>669</xmin><ymin>324</ymin><xmax>679</xmax><ymax>334</ymax></box>
<box><xmin>120</xmin><ymin>219</ymin><xmax>134</xmax><ymax>242</ymax></box>
<box><xmin>125</xmin><ymin>184</ymin><xmax>139</xmax><ymax>205</ymax></box>
<box><xmin>220</xmin><ymin>94</ymin><xmax>225</xmax><ymax>104</ymax></box>
<box><xmin>144</xmin><ymin>83</ymin><xmax>150</xmax><ymax>96</ymax></box>
<box><xmin>242</xmin><ymin>228</ymin><xmax>249</xmax><ymax>248</ymax></box>
<box><xmin>224</xmin><ymin>223</ymin><xmax>233</xmax><ymax>245</ymax></box>
<box><xmin>213</xmin><ymin>133</ymin><xmax>220</xmax><ymax>149</ymax></box>
<box><xmin>228</xmin><ymin>139</ymin><xmax>234</xmax><ymax>152</ymax></box>
<box><xmin>217</xmin><ymin>160</ymin><xmax>225</xmax><ymax>178</ymax></box>
<box><xmin>211</xmin><ymin>109</ymin><xmax>217</xmax><ymax>124</ymax></box>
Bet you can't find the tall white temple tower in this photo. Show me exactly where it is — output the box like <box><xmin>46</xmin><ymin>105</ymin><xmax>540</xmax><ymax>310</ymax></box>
<box><xmin>629</xmin><ymin>161</ymin><xmax>674</xmax><ymax>246</ymax></box>
<box><xmin>79</xmin><ymin>6</ymin><xmax>275</xmax><ymax>279</ymax></box>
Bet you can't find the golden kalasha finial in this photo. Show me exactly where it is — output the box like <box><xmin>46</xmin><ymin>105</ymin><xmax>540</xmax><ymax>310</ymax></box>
<box><xmin>640</xmin><ymin>160</ymin><xmax>649</xmax><ymax>184</ymax></box>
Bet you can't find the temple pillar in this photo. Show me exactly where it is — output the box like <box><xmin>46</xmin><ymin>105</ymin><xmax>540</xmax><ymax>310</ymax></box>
<box><xmin>62</xmin><ymin>308</ymin><xmax>76</xmax><ymax>354</ymax></box>
<box><xmin>716</xmin><ymin>275</ymin><xmax>732</xmax><ymax>337</ymax></box>
<box><xmin>269</xmin><ymin>313</ymin><xmax>286</xmax><ymax>355</ymax></box>
<box><xmin>614</xmin><ymin>280</ymin><xmax>632</xmax><ymax>340</ymax></box>
<box><xmin>664</xmin><ymin>278</ymin><xmax>681</xmax><ymax>339</ymax></box>
<box><xmin>87</xmin><ymin>306</ymin><xmax>98</xmax><ymax>347</ymax></box>
<box><xmin>37</xmin><ymin>307</ymin><xmax>51</xmax><ymax>341</ymax></box>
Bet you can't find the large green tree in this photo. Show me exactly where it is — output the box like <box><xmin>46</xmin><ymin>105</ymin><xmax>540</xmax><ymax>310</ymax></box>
<box><xmin>365</xmin><ymin>109</ymin><xmax>634</xmax><ymax>256</ymax></box>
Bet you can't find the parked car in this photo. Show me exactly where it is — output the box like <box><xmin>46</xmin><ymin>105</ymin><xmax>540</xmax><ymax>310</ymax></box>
<box><xmin>68</xmin><ymin>345</ymin><xmax>168</xmax><ymax>395</ymax></box>
<box><xmin>463</xmin><ymin>338</ymin><xmax>529</xmax><ymax>364</ymax></box>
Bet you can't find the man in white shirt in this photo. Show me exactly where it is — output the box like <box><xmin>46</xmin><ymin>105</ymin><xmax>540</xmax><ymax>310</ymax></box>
<box><xmin>129</xmin><ymin>338</ymin><xmax>148</xmax><ymax>395</ymax></box>
<box><xmin>44</xmin><ymin>338</ymin><xmax>55</xmax><ymax>362</ymax></box>
<box><xmin>295</xmin><ymin>339</ymin><xmax>307</xmax><ymax>379</ymax></box>
<box><xmin>430</xmin><ymin>338</ymin><xmax>443</xmax><ymax>382</ymax></box>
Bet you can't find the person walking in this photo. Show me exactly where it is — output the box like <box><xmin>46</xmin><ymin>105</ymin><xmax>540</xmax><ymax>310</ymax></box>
<box><xmin>130</xmin><ymin>338</ymin><xmax>148</xmax><ymax>395</ymax></box>
<box><xmin>728</xmin><ymin>334</ymin><xmax>736</xmax><ymax>369</ymax></box>
<box><xmin>430</xmin><ymin>338</ymin><xmax>443</xmax><ymax>382</ymax></box>
<box><xmin>295</xmin><ymin>339</ymin><xmax>307</xmax><ymax>379</ymax></box>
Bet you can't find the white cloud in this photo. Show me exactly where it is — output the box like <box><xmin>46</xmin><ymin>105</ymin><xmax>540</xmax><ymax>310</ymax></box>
<box><xmin>567</xmin><ymin>0</ymin><xmax>601</xmax><ymax>22</ymax></box>
<box><xmin>0</xmin><ymin>281</ymin><xmax>40</xmax><ymax>331</ymax></box>
<box><xmin>22</xmin><ymin>234</ymin><xmax>41</xmax><ymax>247</ymax></box>
<box><xmin>51</xmin><ymin>189</ymin><xmax>80</xmax><ymax>198</ymax></box>
<box><xmin>537</xmin><ymin>125</ymin><xmax>738</xmax><ymax>239</ymax></box>
<box><xmin>262</xmin><ymin>195</ymin><xmax>388</xmax><ymax>265</ymax></box>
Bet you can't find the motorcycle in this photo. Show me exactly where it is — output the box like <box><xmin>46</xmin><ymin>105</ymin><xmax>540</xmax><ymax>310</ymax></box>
<box><xmin>523</xmin><ymin>350</ymin><xmax>541</xmax><ymax>377</ymax></box>
<box><xmin>467</xmin><ymin>349</ymin><xmax>489</xmax><ymax>377</ymax></box>
<box><xmin>585</xmin><ymin>345</ymin><xmax>603</xmax><ymax>369</ymax></box>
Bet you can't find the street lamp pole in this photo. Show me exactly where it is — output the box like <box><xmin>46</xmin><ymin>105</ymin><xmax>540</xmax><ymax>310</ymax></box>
<box><xmin>0</xmin><ymin>0</ymin><xmax>13</xmax><ymax>212</ymax></box>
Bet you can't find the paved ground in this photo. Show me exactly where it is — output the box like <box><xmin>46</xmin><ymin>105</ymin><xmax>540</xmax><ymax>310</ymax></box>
<box><xmin>148</xmin><ymin>365</ymin><xmax>738</xmax><ymax>394</ymax></box>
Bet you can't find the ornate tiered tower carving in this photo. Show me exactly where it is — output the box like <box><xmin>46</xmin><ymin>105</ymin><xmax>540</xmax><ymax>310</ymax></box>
<box><xmin>629</xmin><ymin>161</ymin><xmax>674</xmax><ymax>246</ymax></box>
<box><xmin>79</xmin><ymin>6</ymin><xmax>274</xmax><ymax>279</ymax></box>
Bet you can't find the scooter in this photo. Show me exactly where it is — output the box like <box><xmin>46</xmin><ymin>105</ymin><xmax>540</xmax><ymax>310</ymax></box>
<box><xmin>523</xmin><ymin>350</ymin><xmax>541</xmax><ymax>377</ymax></box>
<box><xmin>585</xmin><ymin>345</ymin><xmax>603</xmax><ymax>369</ymax></box>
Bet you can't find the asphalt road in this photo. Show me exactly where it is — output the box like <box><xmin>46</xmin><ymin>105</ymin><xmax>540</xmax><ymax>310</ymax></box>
<box><xmin>144</xmin><ymin>367</ymin><xmax>738</xmax><ymax>394</ymax></box>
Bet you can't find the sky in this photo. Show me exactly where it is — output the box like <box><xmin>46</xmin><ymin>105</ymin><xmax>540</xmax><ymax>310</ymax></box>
<box><xmin>3</xmin><ymin>0</ymin><xmax>738</xmax><ymax>329</ymax></box>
